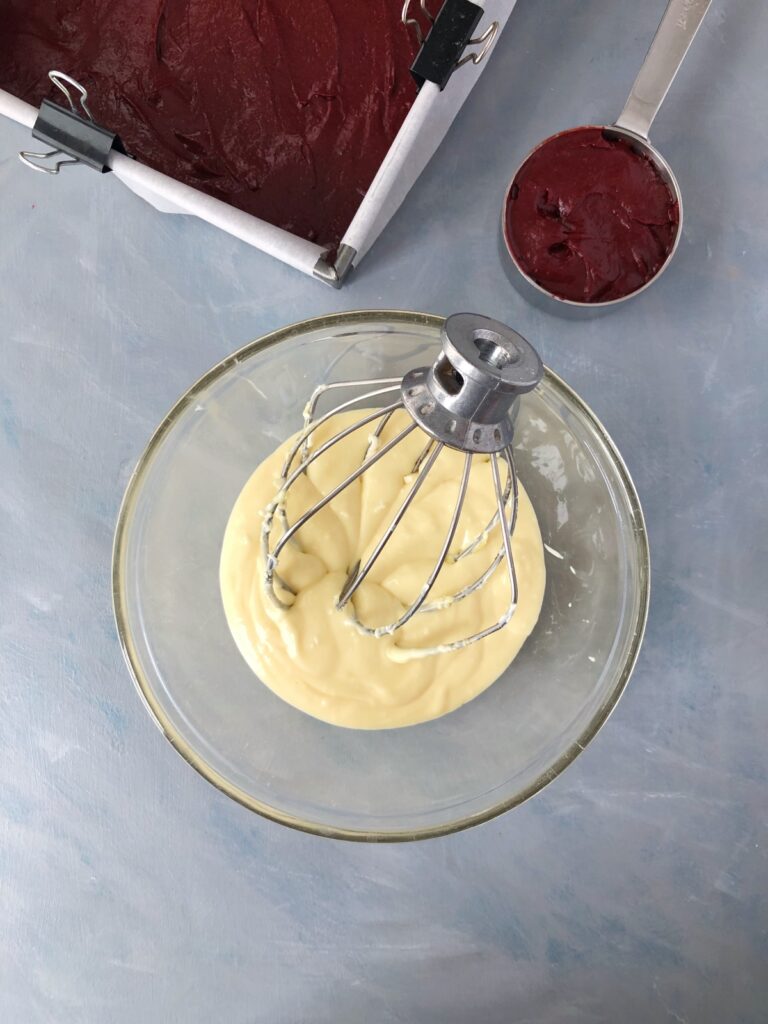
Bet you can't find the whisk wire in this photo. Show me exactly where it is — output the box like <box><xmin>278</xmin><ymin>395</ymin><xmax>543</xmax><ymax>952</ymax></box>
<box><xmin>282</xmin><ymin>381</ymin><xmax>402</xmax><ymax>477</ymax></box>
<box><xmin>341</xmin><ymin>450</ymin><xmax>474</xmax><ymax>639</ymax></box>
<box><xmin>393</xmin><ymin>451</ymin><xmax>473</xmax><ymax>632</ymax></box>
<box><xmin>452</xmin><ymin>458</ymin><xmax>514</xmax><ymax>562</ymax></box>
<box><xmin>263</xmin><ymin>413</ymin><xmax>415</xmax><ymax>608</ymax></box>
<box><xmin>418</xmin><ymin>450</ymin><xmax>517</xmax><ymax>615</ymax></box>
<box><xmin>337</xmin><ymin>439</ymin><xmax>445</xmax><ymax>609</ymax></box>
<box><xmin>267</xmin><ymin>398</ymin><xmax>408</xmax><ymax>608</ymax></box>
<box><xmin>387</xmin><ymin>446</ymin><xmax>519</xmax><ymax>657</ymax></box>
<box><xmin>492</xmin><ymin>449</ymin><xmax>519</xmax><ymax>617</ymax></box>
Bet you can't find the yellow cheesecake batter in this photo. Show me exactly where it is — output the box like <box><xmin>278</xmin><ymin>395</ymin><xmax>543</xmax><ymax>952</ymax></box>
<box><xmin>220</xmin><ymin>409</ymin><xmax>546</xmax><ymax>729</ymax></box>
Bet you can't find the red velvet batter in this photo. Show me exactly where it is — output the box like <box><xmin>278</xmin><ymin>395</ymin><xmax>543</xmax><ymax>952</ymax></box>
<box><xmin>504</xmin><ymin>127</ymin><xmax>680</xmax><ymax>303</ymax></box>
<box><xmin>0</xmin><ymin>0</ymin><xmax>421</xmax><ymax>247</ymax></box>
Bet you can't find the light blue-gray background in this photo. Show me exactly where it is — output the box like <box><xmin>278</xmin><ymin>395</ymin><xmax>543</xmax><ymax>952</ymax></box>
<box><xmin>1</xmin><ymin>0</ymin><xmax>766</xmax><ymax>1020</ymax></box>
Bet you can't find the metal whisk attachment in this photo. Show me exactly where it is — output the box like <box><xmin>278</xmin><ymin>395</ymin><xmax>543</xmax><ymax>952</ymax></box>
<box><xmin>262</xmin><ymin>313</ymin><xmax>543</xmax><ymax>654</ymax></box>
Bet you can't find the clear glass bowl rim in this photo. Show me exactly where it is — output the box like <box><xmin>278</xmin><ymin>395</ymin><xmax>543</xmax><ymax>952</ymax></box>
<box><xmin>112</xmin><ymin>309</ymin><xmax>650</xmax><ymax>842</ymax></box>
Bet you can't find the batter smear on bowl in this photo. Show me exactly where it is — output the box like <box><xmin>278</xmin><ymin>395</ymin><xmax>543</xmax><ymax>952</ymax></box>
<box><xmin>0</xmin><ymin>0</ymin><xmax>419</xmax><ymax>247</ymax></box>
<box><xmin>220</xmin><ymin>409</ymin><xmax>546</xmax><ymax>730</ymax></box>
<box><xmin>504</xmin><ymin>127</ymin><xmax>680</xmax><ymax>303</ymax></box>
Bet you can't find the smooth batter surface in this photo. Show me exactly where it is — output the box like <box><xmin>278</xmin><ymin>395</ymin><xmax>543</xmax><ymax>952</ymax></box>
<box><xmin>505</xmin><ymin>127</ymin><xmax>680</xmax><ymax>303</ymax></box>
<box><xmin>0</xmin><ymin>0</ymin><xmax>418</xmax><ymax>247</ymax></box>
<box><xmin>220</xmin><ymin>409</ymin><xmax>546</xmax><ymax>729</ymax></box>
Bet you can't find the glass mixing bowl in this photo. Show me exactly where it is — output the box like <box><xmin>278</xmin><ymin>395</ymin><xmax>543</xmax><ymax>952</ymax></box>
<box><xmin>113</xmin><ymin>311</ymin><xmax>649</xmax><ymax>841</ymax></box>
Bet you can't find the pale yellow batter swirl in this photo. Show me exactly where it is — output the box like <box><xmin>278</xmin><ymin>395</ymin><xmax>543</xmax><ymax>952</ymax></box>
<box><xmin>220</xmin><ymin>409</ymin><xmax>545</xmax><ymax>729</ymax></box>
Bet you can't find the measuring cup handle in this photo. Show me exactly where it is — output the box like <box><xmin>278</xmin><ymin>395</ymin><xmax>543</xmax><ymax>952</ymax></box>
<box><xmin>615</xmin><ymin>0</ymin><xmax>712</xmax><ymax>139</ymax></box>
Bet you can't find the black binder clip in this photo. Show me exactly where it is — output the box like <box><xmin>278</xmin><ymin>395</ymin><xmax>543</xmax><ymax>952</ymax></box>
<box><xmin>19</xmin><ymin>70</ymin><xmax>126</xmax><ymax>175</ymax></box>
<box><xmin>403</xmin><ymin>0</ymin><xmax>499</xmax><ymax>91</ymax></box>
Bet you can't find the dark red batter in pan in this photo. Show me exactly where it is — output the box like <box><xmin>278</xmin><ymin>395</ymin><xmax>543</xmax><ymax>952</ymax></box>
<box><xmin>504</xmin><ymin>127</ymin><xmax>680</xmax><ymax>303</ymax></box>
<box><xmin>0</xmin><ymin>0</ymin><xmax>420</xmax><ymax>247</ymax></box>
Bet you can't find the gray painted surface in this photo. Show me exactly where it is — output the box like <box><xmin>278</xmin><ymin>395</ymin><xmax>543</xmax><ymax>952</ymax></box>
<box><xmin>0</xmin><ymin>1</ymin><xmax>765</xmax><ymax>1020</ymax></box>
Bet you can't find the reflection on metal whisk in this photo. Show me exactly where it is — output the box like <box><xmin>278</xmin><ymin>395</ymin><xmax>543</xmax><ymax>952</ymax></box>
<box><xmin>262</xmin><ymin>314</ymin><xmax>543</xmax><ymax>655</ymax></box>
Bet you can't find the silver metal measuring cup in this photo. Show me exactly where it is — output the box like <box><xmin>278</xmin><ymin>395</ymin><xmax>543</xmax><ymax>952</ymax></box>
<box><xmin>502</xmin><ymin>0</ymin><xmax>712</xmax><ymax>310</ymax></box>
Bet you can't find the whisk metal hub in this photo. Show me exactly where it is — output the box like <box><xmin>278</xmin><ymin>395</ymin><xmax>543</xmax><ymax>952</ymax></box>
<box><xmin>401</xmin><ymin>313</ymin><xmax>543</xmax><ymax>453</ymax></box>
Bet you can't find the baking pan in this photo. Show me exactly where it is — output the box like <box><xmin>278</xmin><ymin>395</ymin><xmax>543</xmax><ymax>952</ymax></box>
<box><xmin>0</xmin><ymin>0</ymin><xmax>514</xmax><ymax>286</ymax></box>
